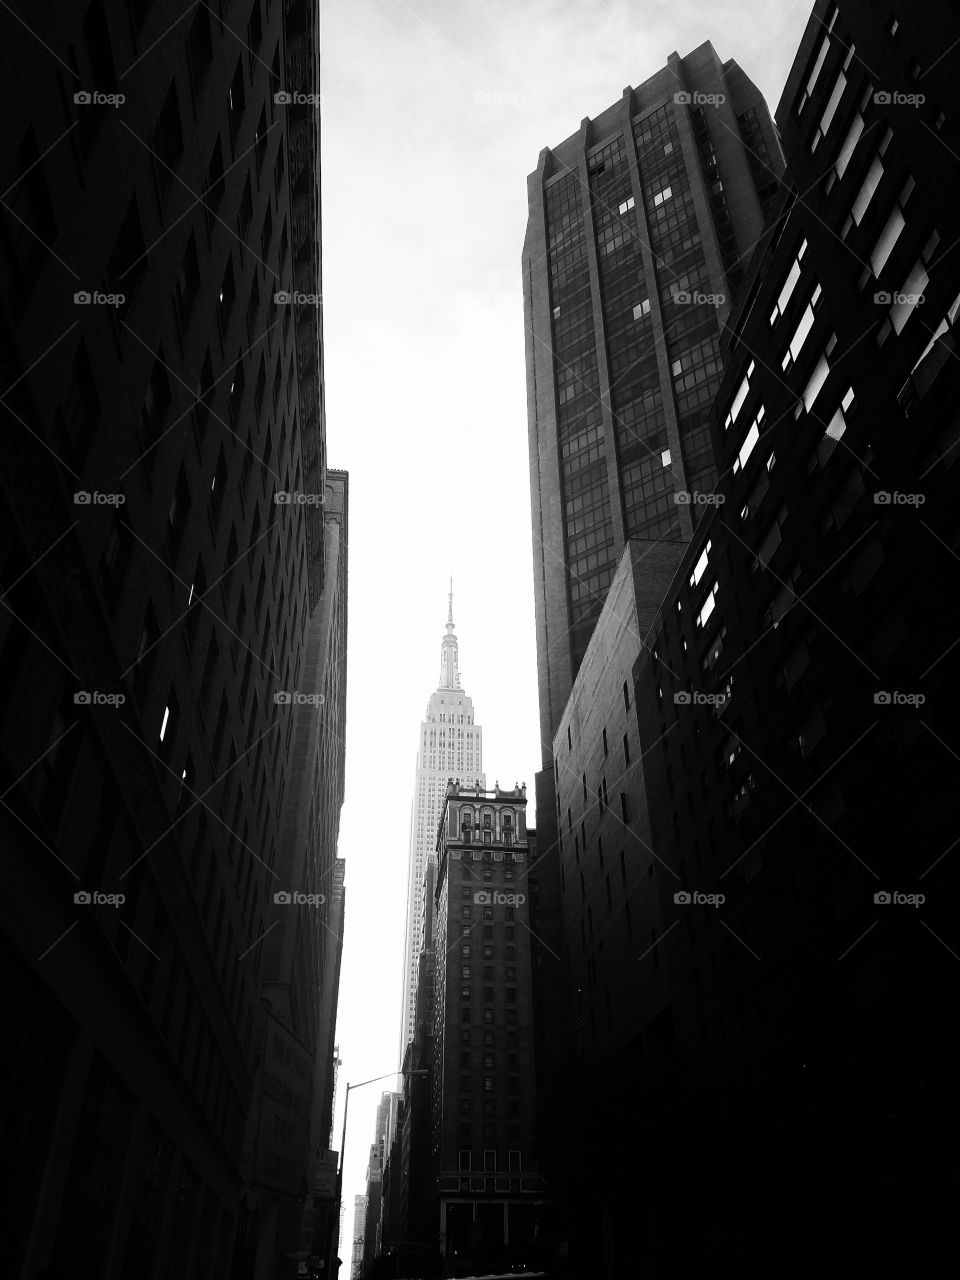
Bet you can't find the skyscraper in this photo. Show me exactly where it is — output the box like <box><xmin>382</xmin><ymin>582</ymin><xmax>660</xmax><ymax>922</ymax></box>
<box><xmin>399</xmin><ymin>587</ymin><xmax>485</xmax><ymax>1055</ymax></box>
<box><xmin>430</xmin><ymin>781</ymin><xmax>548</xmax><ymax>1273</ymax></box>
<box><xmin>523</xmin><ymin>42</ymin><xmax>784</xmax><ymax>763</ymax></box>
<box><xmin>0</xmin><ymin>2</ymin><xmax>345</xmax><ymax>1277</ymax></box>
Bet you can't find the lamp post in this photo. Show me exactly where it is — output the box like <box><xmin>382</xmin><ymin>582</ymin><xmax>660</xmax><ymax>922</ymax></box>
<box><xmin>331</xmin><ymin>1067</ymin><xmax>428</xmax><ymax>1278</ymax></box>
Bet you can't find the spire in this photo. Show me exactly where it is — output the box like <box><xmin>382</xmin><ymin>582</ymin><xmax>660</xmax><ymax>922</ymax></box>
<box><xmin>440</xmin><ymin>579</ymin><xmax>461</xmax><ymax>689</ymax></box>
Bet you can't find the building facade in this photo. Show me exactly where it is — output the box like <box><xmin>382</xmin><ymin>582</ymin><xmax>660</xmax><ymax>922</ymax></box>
<box><xmin>432</xmin><ymin>782</ymin><xmax>549</xmax><ymax>1275</ymax></box>
<box><xmin>350</xmin><ymin>1196</ymin><xmax>367</xmax><ymax>1280</ymax></box>
<box><xmin>523</xmin><ymin>41</ymin><xmax>783</xmax><ymax>762</ymax></box>
<box><xmin>0</xmin><ymin>2</ymin><xmax>346</xmax><ymax>1278</ymax></box>
<box><xmin>399</xmin><ymin>589</ymin><xmax>485</xmax><ymax>1056</ymax></box>
<box><xmin>542</xmin><ymin>0</ymin><xmax>960</xmax><ymax>1272</ymax></box>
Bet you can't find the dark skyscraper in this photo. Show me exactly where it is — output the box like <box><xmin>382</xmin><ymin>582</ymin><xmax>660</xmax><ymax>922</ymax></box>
<box><xmin>0</xmin><ymin>3</ymin><xmax>346</xmax><ymax>1278</ymax></box>
<box><xmin>523</xmin><ymin>42</ymin><xmax>783</xmax><ymax>761</ymax></box>
<box><xmin>533</xmin><ymin>0</ymin><xmax>960</xmax><ymax>1273</ymax></box>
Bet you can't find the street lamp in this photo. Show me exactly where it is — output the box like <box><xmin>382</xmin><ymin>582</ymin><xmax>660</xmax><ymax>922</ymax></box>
<box><xmin>332</xmin><ymin>1067</ymin><xmax>429</xmax><ymax>1276</ymax></box>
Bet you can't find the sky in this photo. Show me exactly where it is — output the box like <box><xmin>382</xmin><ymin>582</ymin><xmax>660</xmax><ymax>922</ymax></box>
<box><xmin>320</xmin><ymin>0</ymin><xmax>814</xmax><ymax>1250</ymax></box>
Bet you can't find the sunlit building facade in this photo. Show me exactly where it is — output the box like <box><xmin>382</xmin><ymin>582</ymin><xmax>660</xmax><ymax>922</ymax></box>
<box><xmin>399</xmin><ymin>589</ymin><xmax>485</xmax><ymax>1056</ymax></box>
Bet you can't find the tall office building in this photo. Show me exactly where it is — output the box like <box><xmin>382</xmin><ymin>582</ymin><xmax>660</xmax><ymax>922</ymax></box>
<box><xmin>431</xmin><ymin>782</ymin><xmax>549</xmax><ymax>1273</ymax></box>
<box><xmin>399</xmin><ymin>588</ymin><xmax>485</xmax><ymax>1055</ymax></box>
<box><xmin>539</xmin><ymin>0</ymin><xmax>960</xmax><ymax>1271</ymax></box>
<box><xmin>523</xmin><ymin>42</ymin><xmax>783</xmax><ymax>765</ymax></box>
<box><xmin>0</xmin><ymin>2</ymin><xmax>346</xmax><ymax>1278</ymax></box>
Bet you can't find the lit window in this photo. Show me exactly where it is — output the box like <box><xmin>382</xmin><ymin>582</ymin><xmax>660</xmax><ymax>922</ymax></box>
<box><xmin>869</xmin><ymin>206</ymin><xmax>905</xmax><ymax>276</ymax></box>
<box><xmin>832</xmin><ymin>113</ymin><xmax>864</xmax><ymax>184</ymax></box>
<box><xmin>781</xmin><ymin>288</ymin><xmax>821</xmax><ymax>371</ymax></box>
<box><xmin>798</xmin><ymin>36</ymin><xmax>830</xmax><ymax>115</ymax></box>
<box><xmin>810</xmin><ymin>73</ymin><xmax>846</xmax><ymax>152</ymax></box>
<box><xmin>848</xmin><ymin>156</ymin><xmax>884</xmax><ymax>228</ymax></box>
<box><xmin>697</xmin><ymin>585</ymin><xmax>718</xmax><ymax>628</ymax></box>
<box><xmin>690</xmin><ymin>540</ymin><xmax>712</xmax><ymax>588</ymax></box>
<box><xmin>632</xmin><ymin>298</ymin><xmax>651</xmax><ymax>320</ymax></box>
<box><xmin>619</xmin><ymin>196</ymin><xmax>635</xmax><ymax>214</ymax></box>
<box><xmin>724</xmin><ymin>361</ymin><xmax>755</xmax><ymax>429</ymax></box>
<box><xmin>769</xmin><ymin>243</ymin><xmax>806</xmax><ymax>325</ymax></box>
<box><xmin>802</xmin><ymin>352</ymin><xmax>831</xmax><ymax>411</ymax></box>
<box><xmin>653</xmin><ymin>185</ymin><xmax>673</xmax><ymax>206</ymax></box>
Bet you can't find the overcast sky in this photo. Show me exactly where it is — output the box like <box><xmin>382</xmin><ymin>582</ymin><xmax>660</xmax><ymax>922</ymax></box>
<box><xmin>320</xmin><ymin>0</ymin><xmax>813</xmax><ymax>1249</ymax></box>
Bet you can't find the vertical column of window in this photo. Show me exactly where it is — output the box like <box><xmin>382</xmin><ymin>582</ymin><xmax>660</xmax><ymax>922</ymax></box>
<box><xmin>641</xmin><ymin>106</ymin><xmax>723</xmax><ymax>499</ymax></box>
<box><xmin>688</xmin><ymin>104</ymin><xmax>742</xmax><ymax>288</ymax></box>
<box><xmin>736</xmin><ymin>106</ymin><xmax>781</xmax><ymax>213</ymax></box>
<box><xmin>546</xmin><ymin>170</ymin><xmax>612</xmax><ymax>670</ymax></box>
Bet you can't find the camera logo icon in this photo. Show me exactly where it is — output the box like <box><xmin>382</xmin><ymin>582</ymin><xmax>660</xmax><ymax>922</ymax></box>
<box><xmin>873</xmin><ymin>291</ymin><xmax>891</xmax><ymax>305</ymax></box>
<box><xmin>273</xmin><ymin>890</ymin><xmax>292</xmax><ymax>904</ymax></box>
<box><xmin>274</xmin><ymin>491</ymin><xmax>292</xmax><ymax>505</ymax></box>
<box><xmin>473</xmin><ymin>891</ymin><xmax>492</xmax><ymax>905</ymax></box>
<box><xmin>74</xmin><ymin>890</ymin><xmax>92</xmax><ymax>904</ymax></box>
<box><xmin>874</xmin><ymin>890</ymin><xmax>892</xmax><ymax>904</ymax></box>
<box><xmin>874</xmin><ymin>691</ymin><xmax>892</xmax><ymax>705</ymax></box>
<box><xmin>73</xmin><ymin>491</ymin><xmax>92</xmax><ymax>504</ymax></box>
<box><xmin>674</xmin><ymin>890</ymin><xmax>692</xmax><ymax>904</ymax></box>
<box><xmin>74</xmin><ymin>91</ymin><xmax>92</xmax><ymax>105</ymax></box>
<box><xmin>674</xmin><ymin>91</ymin><xmax>691</xmax><ymax>104</ymax></box>
<box><xmin>74</xmin><ymin>691</ymin><xmax>92</xmax><ymax>705</ymax></box>
<box><xmin>274</xmin><ymin>90</ymin><xmax>292</xmax><ymax>105</ymax></box>
<box><xmin>274</xmin><ymin>690</ymin><xmax>292</xmax><ymax>705</ymax></box>
<box><xmin>673</xmin><ymin>690</ymin><xmax>692</xmax><ymax>705</ymax></box>
<box><xmin>74</xmin><ymin>291</ymin><xmax>92</xmax><ymax>305</ymax></box>
<box><xmin>274</xmin><ymin>290</ymin><xmax>292</xmax><ymax>304</ymax></box>
<box><xmin>674</xmin><ymin>290</ymin><xmax>691</xmax><ymax>304</ymax></box>
<box><xmin>874</xmin><ymin>91</ymin><xmax>892</xmax><ymax>105</ymax></box>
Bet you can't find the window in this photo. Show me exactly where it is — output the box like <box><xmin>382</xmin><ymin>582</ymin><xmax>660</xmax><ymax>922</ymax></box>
<box><xmin>781</xmin><ymin>288</ymin><xmax>821</xmax><ymax>371</ymax></box>
<box><xmin>652</xmin><ymin>185</ymin><xmax>673</xmax><ymax>206</ymax></box>
<box><xmin>769</xmin><ymin>241</ymin><xmax>806</xmax><ymax>325</ymax></box>
<box><xmin>618</xmin><ymin>196</ymin><xmax>635</xmax><ymax>214</ymax></box>
<box><xmin>723</xmin><ymin>361</ymin><xmax>754</xmax><ymax>430</ymax></box>
<box><xmin>733</xmin><ymin>406</ymin><xmax>765</xmax><ymax>473</ymax></box>
<box><xmin>809</xmin><ymin>71</ymin><xmax>846</xmax><ymax>152</ymax></box>
<box><xmin>797</xmin><ymin>35</ymin><xmax>829</xmax><ymax>115</ymax></box>
<box><xmin>159</xmin><ymin>688</ymin><xmax>178</xmax><ymax>749</ymax></box>
<box><xmin>633</xmin><ymin>298</ymin><xmax>651</xmax><ymax>320</ymax></box>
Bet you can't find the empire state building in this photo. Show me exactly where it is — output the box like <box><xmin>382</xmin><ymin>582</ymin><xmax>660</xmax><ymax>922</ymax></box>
<box><xmin>399</xmin><ymin>585</ymin><xmax>484</xmax><ymax>1055</ymax></box>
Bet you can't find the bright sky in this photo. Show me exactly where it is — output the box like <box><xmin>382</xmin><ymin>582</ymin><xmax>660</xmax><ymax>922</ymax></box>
<box><xmin>320</xmin><ymin>0</ymin><xmax>814</xmax><ymax>1251</ymax></box>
